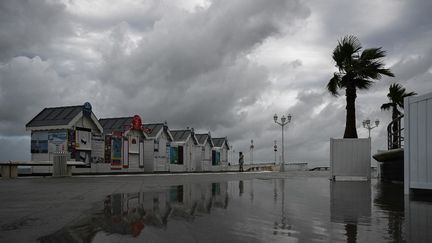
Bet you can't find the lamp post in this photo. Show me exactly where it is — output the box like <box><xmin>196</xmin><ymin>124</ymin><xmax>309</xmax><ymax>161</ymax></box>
<box><xmin>250</xmin><ymin>139</ymin><xmax>254</xmax><ymax>164</ymax></box>
<box><xmin>362</xmin><ymin>118</ymin><xmax>379</xmax><ymax>138</ymax></box>
<box><xmin>273</xmin><ymin>113</ymin><xmax>292</xmax><ymax>172</ymax></box>
<box><xmin>273</xmin><ymin>140</ymin><xmax>277</xmax><ymax>165</ymax></box>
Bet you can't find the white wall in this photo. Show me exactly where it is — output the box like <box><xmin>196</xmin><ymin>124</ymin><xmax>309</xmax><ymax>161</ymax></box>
<box><xmin>330</xmin><ymin>138</ymin><xmax>371</xmax><ymax>180</ymax></box>
<box><xmin>143</xmin><ymin>140</ymin><xmax>154</xmax><ymax>172</ymax></box>
<box><xmin>154</xmin><ymin>132</ymin><xmax>169</xmax><ymax>171</ymax></box>
<box><xmin>404</xmin><ymin>92</ymin><xmax>432</xmax><ymax>194</ymax></box>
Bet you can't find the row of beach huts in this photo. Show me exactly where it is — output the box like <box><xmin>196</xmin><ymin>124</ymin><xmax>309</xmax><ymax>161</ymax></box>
<box><xmin>25</xmin><ymin>102</ymin><xmax>230</xmax><ymax>174</ymax></box>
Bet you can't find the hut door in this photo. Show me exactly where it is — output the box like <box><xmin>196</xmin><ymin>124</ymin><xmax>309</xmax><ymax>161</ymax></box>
<box><xmin>178</xmin><ymin>146</ymin><xmax>184</xmax><ymax>164</ymax></box>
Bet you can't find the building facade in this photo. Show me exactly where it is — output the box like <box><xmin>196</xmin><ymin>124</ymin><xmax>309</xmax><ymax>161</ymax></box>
<box><xmin>26</xmin><ymin>102</ymin><xmax>104</xmax><ymax>173</ymax></box>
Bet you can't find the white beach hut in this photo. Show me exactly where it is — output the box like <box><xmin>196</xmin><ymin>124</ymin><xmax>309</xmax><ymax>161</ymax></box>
<box><xmin>142</xmin><ymin>122</ymin><xmax>174</xmax><ymax>172</ymax></box>
<box><xmin>25</xmin><ymin>102</ymin><xmax>104</xmax><ymax>173</ymax></box>
<box><xmin>194</xmin><ymin>133</ymin><xmax>214</xmax><ymax>171</ymax></box>
<box><xmin>170</xmin><ymin>128</ymin><xmax>199</xmax><ymax>172</ymax></box>
<box><xmin>99</xmin><ymin>115</ymin><xmax>148</xmax><ymax>172</ymax></box>
<box><xmin>211</xmin><ymin>137</ymin><xmax>230</xmax><ymax>171</ymax></box>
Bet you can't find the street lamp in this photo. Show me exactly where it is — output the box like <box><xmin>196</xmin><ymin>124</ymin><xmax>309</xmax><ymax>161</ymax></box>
<box><xmin>273</xmin><ymin>113</ymin><xmax>292</xmax><ymax>172</ymax></box>
<box><xmin>250</xmin><ymin>139</ymin><xmax>254</xmax><ymax>164</ymax></box>
<box><xmin>362</xmin><ymin>118</ymin><xmax>379</xmax><ymax>138</ymax></box>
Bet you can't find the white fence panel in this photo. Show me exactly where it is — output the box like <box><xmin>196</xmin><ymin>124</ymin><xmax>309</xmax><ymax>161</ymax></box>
<box><xmin>404</xmin><ymin>92</ymin><xmax>432</xmax><ymax>194</ymax></box>
<box><xmin>330</xmin><ymin>138</ymin><xmax>371</xmax><ymax>180</ymax></box>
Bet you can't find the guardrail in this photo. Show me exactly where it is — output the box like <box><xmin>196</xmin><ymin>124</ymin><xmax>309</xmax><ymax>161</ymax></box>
<box><xmin>0</xmin><ymin>160</ymin><xmax>86</xmax><ymax>179</ymax></box>
<box><xmin>387</xmin><ymin>115</ymin><xmax>404</xmax><ymax>149</ymax></box>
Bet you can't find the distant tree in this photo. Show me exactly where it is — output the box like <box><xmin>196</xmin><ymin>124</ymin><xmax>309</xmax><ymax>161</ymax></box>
<box><xmin>327</xmin><ymin>35</ymin><xmax>394</xmax><ymax>138</ymax></box>
<box><xmin>381</xmin><ymin>83</ymin><xmax>416</xmax><ymax>148</ymax></box>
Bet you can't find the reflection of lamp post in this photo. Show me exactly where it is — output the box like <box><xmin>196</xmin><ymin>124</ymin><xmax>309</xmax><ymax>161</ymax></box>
<box><xmin>229</xmin><ymin>145</ymin><xmax>233</xmax><ymax>165</ymax></box>
<box><xmin>250</xmin><ymin>140</ymin><xmax>254</xmax><ymax>164</ymax></box>
<box><xmin>362</xmin><ymin>119</ymin><xmax>379</xmax><ymax>138</ymax></box>
<box><xmin>273</xmin><ymin>113</ymin><xmax>292</xmax><ymax>172</ymax></box>
<box><xmin>273</xmin><ymin>140</ymin><xmax>277</xmax><ymax>165</ymax></box>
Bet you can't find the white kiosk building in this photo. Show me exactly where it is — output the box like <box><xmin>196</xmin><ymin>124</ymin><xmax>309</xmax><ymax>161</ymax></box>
<box><xmin>170</xmin><ymin>129</ymin><xmax>199</xmax><ymax>172</ymax></box>
<box><xmin>195</xmin><ymin>133</ymin><xmax>214</xmax><ymax>171</ymax></box>
<box><xmin>26</xmin><ymin>102</ymin><xmax>104</xmax><ymax>173</ymax></box>
<box><xmin>142</xmin><ymin>122</ymin><xmax>174</xmax><ymax>172</ymax></box>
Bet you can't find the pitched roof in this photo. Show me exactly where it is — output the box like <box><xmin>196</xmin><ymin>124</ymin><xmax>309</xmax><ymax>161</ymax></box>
<box><xmin>195</xmin><ymin>133</ymin><xmax>214</xmax><ymax>146</ymax></box>
<box><xmin>143</xmin><ymin>123</ymin><xmax>164</xmax><ymax>138</ymax></box>
<box><xmin>26</xmin><ymin>105</ymin><xmax>83</xmax><ymax>127</ymax></box>
<box><xmin>99</xmin><ymin>117</ymin><xmax>133</xmax><ymax>134</ymax></box>
<box><xmin>170</xmin><ymin>130</ymin><xmax>191</xmax><ymax>142</ymax></box>
<box><xmin>212</xmin><ymin>137</ymin><xmax>229</xmax><ymax>148</ymax></box>
<box><xmin>195</xmin><ymin>134</ymin><xmax>208</xmax><ymax>145</ymax></box>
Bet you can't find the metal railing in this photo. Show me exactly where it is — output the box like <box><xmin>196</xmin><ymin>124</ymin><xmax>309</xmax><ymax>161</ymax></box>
<box><xmin>387</xmin><ymin>115</ymin><xmax>404</xmax><ymax>150</ymax></box>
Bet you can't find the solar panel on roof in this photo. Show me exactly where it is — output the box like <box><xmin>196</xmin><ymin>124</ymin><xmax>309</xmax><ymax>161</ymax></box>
<box><xmin>45</xmin><ymin>108</ymin><xmax>64</xmax><ymax>120</ymax></box>
<box><xmin>36</xmin><ymin>108</ymin><xmax>54</xmax><ymax>121</ymax></box>
<box><xmin>57</xmin><ymin>107</ymin><xmax>74</xmax><ymax>120</ymax></box>
<box><xmin>64</xmin><ymin>107</ymin><xmax>81</xmax><ymax>120</ymax></box>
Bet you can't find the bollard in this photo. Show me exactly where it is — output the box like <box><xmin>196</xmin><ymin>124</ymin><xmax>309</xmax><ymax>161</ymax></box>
<box><xmin>1</xmin><ymin>165</ymin><xmax>11</xmax><ymax>179</ymax></box>
<box><xmin>53</xmin><ymin>153</ymin><xmax>68</xmax><ymax>177</ymax></box>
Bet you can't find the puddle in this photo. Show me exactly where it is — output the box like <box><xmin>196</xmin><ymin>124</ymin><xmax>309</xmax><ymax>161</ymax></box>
<box><xmin>38</xmin><ymin>178</ymin><xmax>432</xmax><ymax>242</ymax></box>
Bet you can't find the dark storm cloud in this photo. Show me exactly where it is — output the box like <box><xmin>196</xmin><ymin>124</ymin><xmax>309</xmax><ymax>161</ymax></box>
<box><xmin>97</xmin><ymin>0</ymin><xmax>311</xmax><ymax>128</ymax></box>
<box><xmin>0</xmin><ymin>0</ymin><xmax>431</xmax><ymax>164</ymax></box>
<box><xmin>0</xmin><ymin>0</ymin><xmax>72</xmax><ymax>62</ymax></box>
<box><xmin>0</xmin><ymin>0</ymin><xmax>311</xmax><ymax>160</ymax></box>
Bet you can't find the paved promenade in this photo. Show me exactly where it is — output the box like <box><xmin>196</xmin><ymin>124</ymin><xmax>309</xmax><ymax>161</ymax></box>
<box><xmin>0</xmin><ymin>171</ymin><xmax>328</xmax><ymax>242</ymax></box>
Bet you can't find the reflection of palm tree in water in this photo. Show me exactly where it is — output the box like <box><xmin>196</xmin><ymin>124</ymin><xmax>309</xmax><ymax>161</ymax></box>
<box><xmin>345</xmin><ymin>223</ymin><xmax>357</xmax><ymax>243</ymax></box>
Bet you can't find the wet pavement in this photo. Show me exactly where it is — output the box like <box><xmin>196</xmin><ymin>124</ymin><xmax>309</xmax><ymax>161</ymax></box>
<box><xmin>1</xmin><ymin>171</ymin><xmax>431</xmax><ymax>242</ymax></box>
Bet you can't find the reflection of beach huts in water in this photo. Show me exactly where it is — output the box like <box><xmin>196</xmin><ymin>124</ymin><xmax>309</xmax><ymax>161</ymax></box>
<box><xmin>170</xmin><ymin>129</ymin><xmax>199</xmax><ymax>172</ymax></box>
<box><xmin>39</xmin><ymin>182</ymin><xmax>229</xmax><ymax>241</ymax></box>
<box><xmin>25</xmin><ymin>102</ymin><xmax>104</xmax><ymax>172</ymax></box>
<box><xmin>99</xmin><ymin>115</ymin><xmax>148</xmax><ymax>171</ymax></box>
<box><xmin>195</xmin><ymin>133</ymin><xmax>214</xmax><ymax>171</ymax></box>
<box><xmin>211</xmin><ymin>137</ymin><xmax>230</xmax><ymax>171</ymax></box>
<box><xmin>142</xmin><ymin>122</ymin><xmax>174</xmax><ymax>172</ymax></box>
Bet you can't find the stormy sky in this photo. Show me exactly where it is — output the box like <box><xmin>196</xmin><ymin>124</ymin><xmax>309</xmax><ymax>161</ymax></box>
<box><xmin>0</xmin><ymin>0</ymin><xmax>431</xmax><ymax>166</ymax></box>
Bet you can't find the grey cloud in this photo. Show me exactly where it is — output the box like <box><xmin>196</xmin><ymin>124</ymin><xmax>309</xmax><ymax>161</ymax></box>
<box><xmin>96</xmin><ymin>0</ymin><xmax>310</xmax><ymax>129</ymax></box>
<box><xmin>390</xmin><ymin>48</ymin><xmax>432</xmax><ymax>82</ymax></box>
<box><xmin>0</xmin><ymin>57</ymin><xmax>66</xmax><ymax>135</ymax></box>
<box><xmin>0</xmin><ymin>0</ymin><xmax>72</xmax><ymax>62</ymax></box>
<box><xmin>0</xmin><ymin>136</ymin><xmax>30</xmax><ymax>161</ymax></box>
<box><xmin>1</xmin><ymin>0</ymin><xmax>430</xmax><ymax>165</ymax></box>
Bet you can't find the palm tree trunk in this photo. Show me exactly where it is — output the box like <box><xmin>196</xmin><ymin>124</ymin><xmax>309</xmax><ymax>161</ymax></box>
<box><xmin>343</xmin><ymin>84</ymin><xmax>358</xmax><ymax>138</ymax></box>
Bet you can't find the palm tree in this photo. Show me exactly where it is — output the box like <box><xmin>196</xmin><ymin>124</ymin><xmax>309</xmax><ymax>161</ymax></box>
<box><xmin>381</xmin><ymin>83</ymin><xmax>416</xmax><ymax>148</ymax></box>
<box><xmin>327</xmin><ymin>35</ymin><xmax>394</xmax><ymax>138</ymax></box>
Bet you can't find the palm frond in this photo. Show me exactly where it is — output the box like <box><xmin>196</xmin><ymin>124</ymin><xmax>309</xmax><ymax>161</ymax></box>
<box><xmin>381</xmin><ymin>103</ymin><xmax>392</xmax><ymax>111</ymax></box>
<box><xmin>332</xmin><ymin>35</ymin><xmax>362</xmax><ymax>70</ymax></box>
<box><xmin>386</xmin><ymin>83</ymin><xmax>417</xmax><ymax>108</ymax></box>
<box><xmin>327</xmin><ymin>73</ymin><xmax>341</xmax><ymax>96</ymax></box>
<box><xmin>355</xmin><ymin>79</ymin><xmax>374</xmax><ymax>90</ymax></box>
<box><xmin>360</xmin><ymin>48</ymin><xmax>386</xmax><ymax>60</ymax></box>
